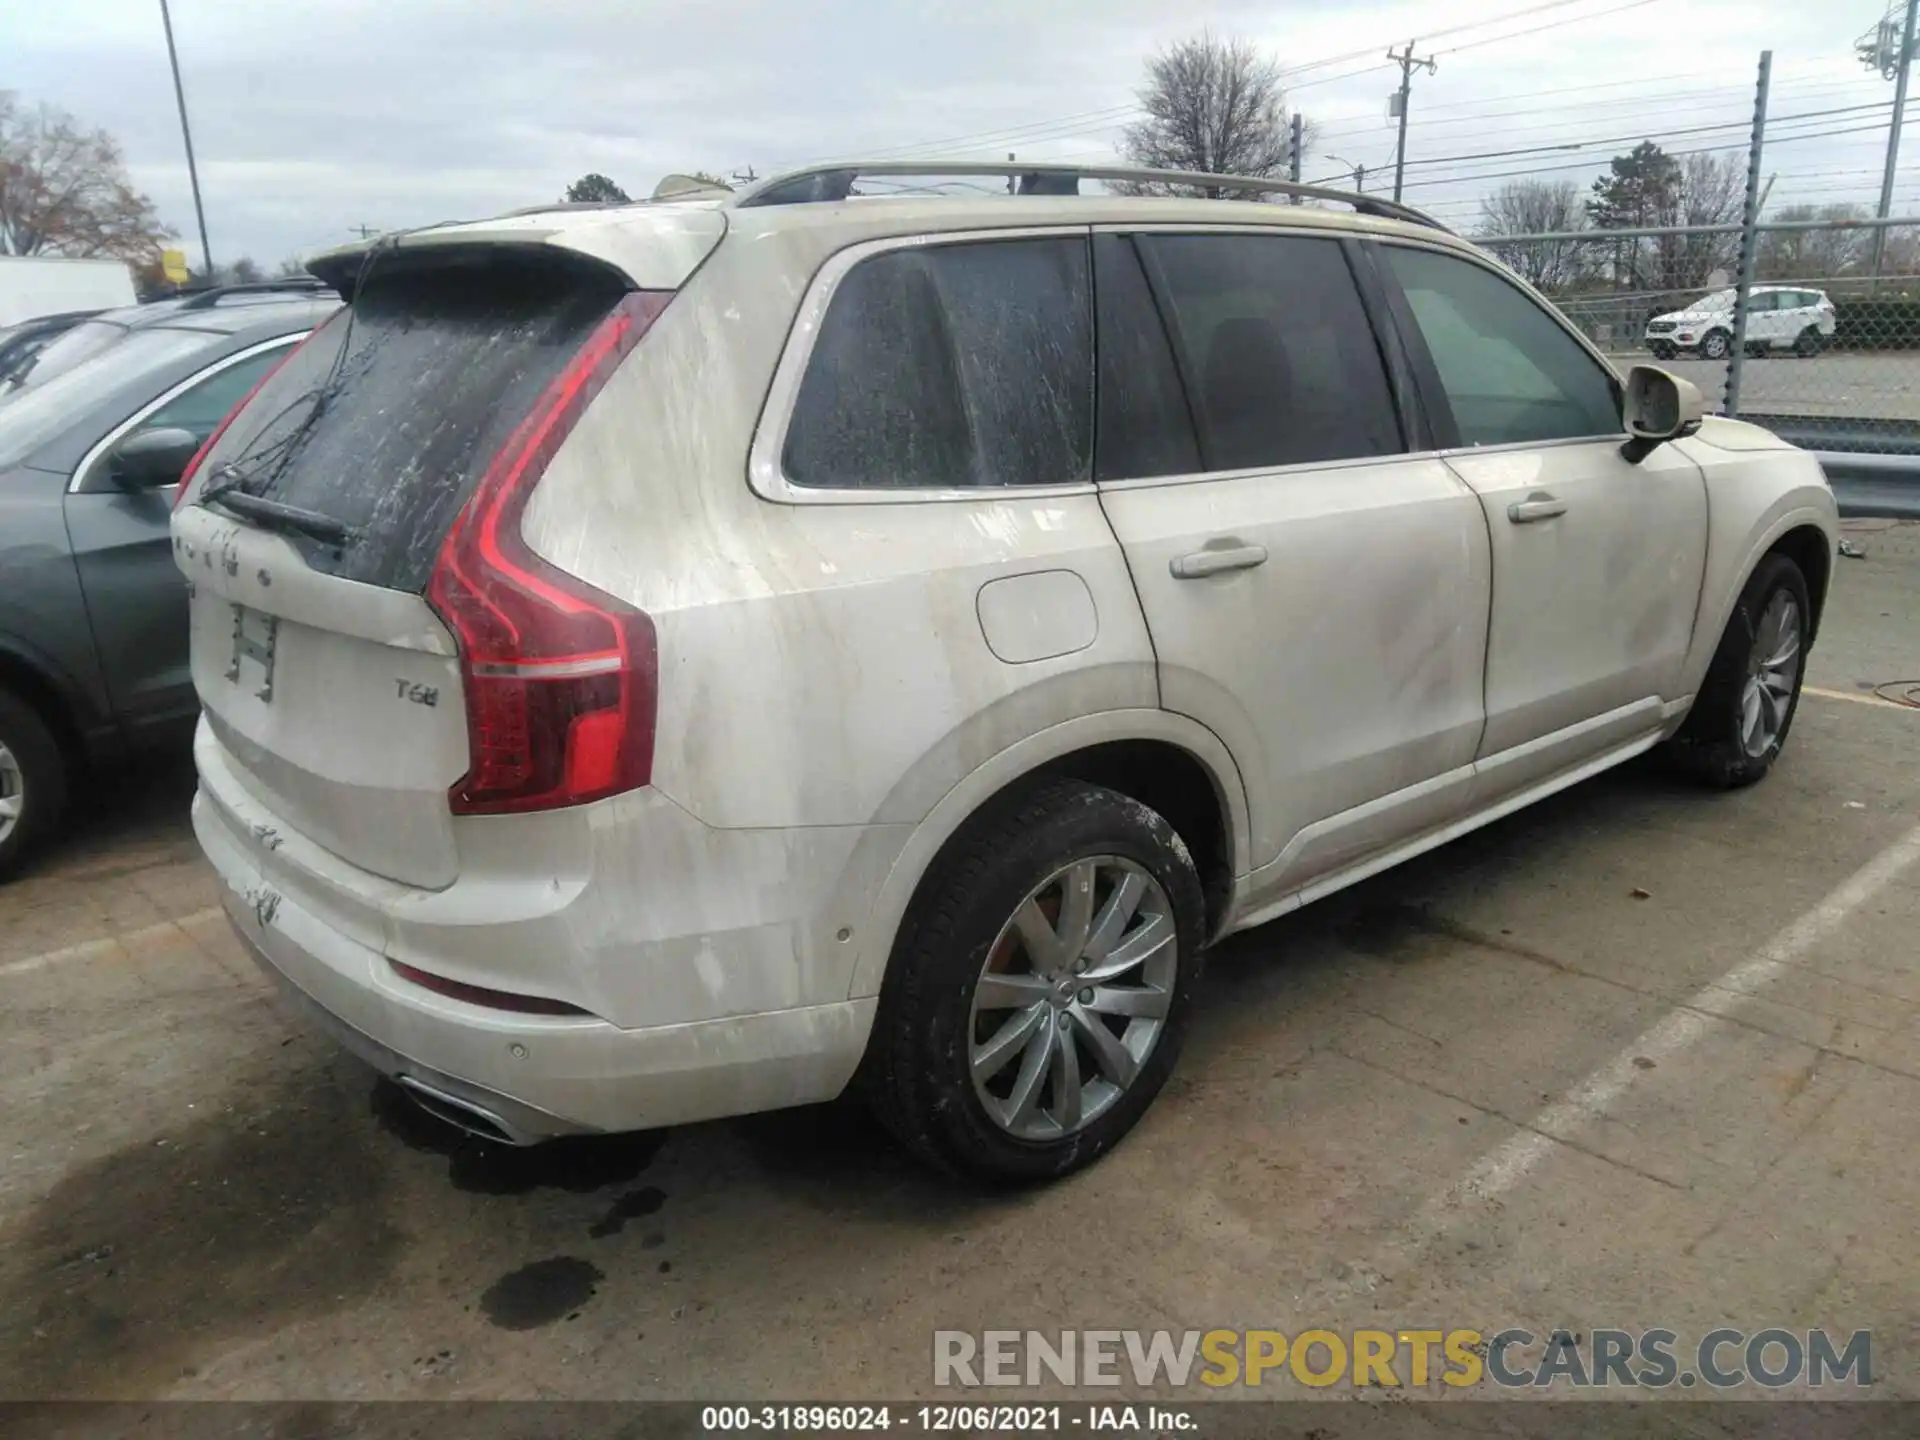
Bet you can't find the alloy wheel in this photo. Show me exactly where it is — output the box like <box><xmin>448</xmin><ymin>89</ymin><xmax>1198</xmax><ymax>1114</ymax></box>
<box><xmin>0</xmin><ymin>739</ymin><xmax>21</xmax><ymax>848</ymax></box>
<box><xmin>1739</xmin><ymin>589</ymin><xmax>1801</xmax><ymax>758</ymax></box>
<box><xmin>967</xmin><ymin>856</ymin><xmax>1178</xmax><ymax>1141</ymax></box>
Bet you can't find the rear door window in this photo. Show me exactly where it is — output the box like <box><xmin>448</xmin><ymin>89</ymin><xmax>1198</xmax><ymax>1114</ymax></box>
<box><xmin>782</xmin><ymin>236</ymin><xmax>1093</xmax><ymax>490</ymax></box>
<box><xmin>1132</xmin><ymin>233</ymin><xmax>1403</xmax><ymax>471</ymax></box>
<box><xmin>198</xmin><ymin>257</ymin><xmax>627</xmax><ymax>591</ymax></box>
<box><xmin>1092</xmin><ymin>234</ymin><xmax>1200</xmax><ymax>482</ymax></box>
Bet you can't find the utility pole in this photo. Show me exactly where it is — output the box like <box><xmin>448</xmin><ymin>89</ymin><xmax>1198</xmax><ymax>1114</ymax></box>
<box><xmin>349</xmin><ymin>224</ymin><xmax>379</xmax><ymax>240</ymax></box>
<box><xmin>1008</xmin><ymin>152</ymin><xmax>1017</xmax><ymax>195</ymax></box>
<box><xmin>1387</xmin><ymin>40</ymin><xmax>1437</xmax><ymax>203</ymax></box>
<box><xmin>158</xmin><ymin>0</ymin><xmax>213</xmax><ymax>277</ymax></box>
<box><xmin>1288</xmin><ymin>113</ymin><xmax>1304</xmax><ymax>201</ymax></box>
<box><xmin>1868</xmin><ymin>0</ymin><xmax>1919</xmax><ymax>286</ymax></box>
<box><xmin>730</xmin><ymin>166</ymin><xmax>758</xmax><ymax>186</ymax></box>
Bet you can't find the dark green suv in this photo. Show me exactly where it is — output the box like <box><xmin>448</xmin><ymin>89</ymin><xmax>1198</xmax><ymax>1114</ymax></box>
<box><xmin>0</xmin><ymin>283</ymin><xmax>338</xmax><ymax>878</ymax></box>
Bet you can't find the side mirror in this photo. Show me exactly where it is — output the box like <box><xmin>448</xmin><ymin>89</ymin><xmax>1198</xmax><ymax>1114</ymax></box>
<box><xmin>1619</xmin><ymin>365</ymin><xmax>1705</xmax><ymax>463</ymax></box>
<box><xmin>109</xmin><ymin>426</ymin><xmax>202</xmax><ymax>489</ymax></box>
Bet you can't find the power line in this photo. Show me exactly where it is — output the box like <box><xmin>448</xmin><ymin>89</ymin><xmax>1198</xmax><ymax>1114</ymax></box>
<box><xmin>1433</xmin><ymin>0</ymin><xmax>1662</xmax><ymax>57</ymax></box>
<box><xmin>1393</xmin><ymin>120</ymin><xmax>1909</xmax><ymax>192</ymax></box>
<box><xmin>1312</xmin><ymin>77</ymin><xmax>1887</xmax><ymax>142</ymax></box>
<box><xmin>1356</xmin><ymin>58</ymin><xmax>1868</xmax><ymax>119</ymax></box>
<box><xmin>1317</xmin><ymin>99</ymin><xmax>1902</xmax><ymax>187</ymax></box>
<box><xmin>774</xmin><ymin>0</ymin><xmax>1704</xmax><ymax>172</ymax></box>
<box><xmin>1392</xmin><ymin>99</ymin><xmax>1896</xmax><ymax>172</ymax></box>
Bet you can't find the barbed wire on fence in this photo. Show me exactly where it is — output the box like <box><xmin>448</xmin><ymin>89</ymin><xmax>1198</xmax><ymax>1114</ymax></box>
<box><xmin>1482</xmin><ymin>218</ymin><xmax>1920</xmax><ymax>452</ymax></box>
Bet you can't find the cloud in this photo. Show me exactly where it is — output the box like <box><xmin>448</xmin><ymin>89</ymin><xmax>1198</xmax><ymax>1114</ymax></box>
<box><xmin>9</xmin><ymin>0</ymin><xmax>1894</xmax><ymax>264</ymax></box>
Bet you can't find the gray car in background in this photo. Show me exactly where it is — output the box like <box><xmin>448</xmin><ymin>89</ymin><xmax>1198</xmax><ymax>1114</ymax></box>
<box><xmin>0</xmin><ymin>284</ymin><xmax>338</xmax><ymax>878</ymax></box>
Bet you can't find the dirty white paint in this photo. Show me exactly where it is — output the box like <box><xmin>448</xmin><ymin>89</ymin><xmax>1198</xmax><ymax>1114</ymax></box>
<box><xmin>1100</xmin><ymin>455</ymin><xmax>1492</xmax><ymax>873</ymax></box>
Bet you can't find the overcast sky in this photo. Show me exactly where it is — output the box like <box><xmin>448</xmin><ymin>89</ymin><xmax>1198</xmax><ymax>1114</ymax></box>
<box><xmin>7</xmin><ymin>0</ymin><xmax>1914</xmax><ymax>267</ymax></box>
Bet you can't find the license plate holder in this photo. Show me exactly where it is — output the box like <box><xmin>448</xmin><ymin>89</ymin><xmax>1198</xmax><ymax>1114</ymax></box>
<box><xmin>226</xmin><ymin>603</ymin><xmax>279</xmax><ymax>702</ymax></box>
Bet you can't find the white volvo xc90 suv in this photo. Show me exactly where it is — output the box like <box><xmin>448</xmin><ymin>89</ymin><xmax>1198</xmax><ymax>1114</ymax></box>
<box><xmin>173</xmin><ymin>162</ymin><xmax>1837</xmax><ymax>1183</ymax></box>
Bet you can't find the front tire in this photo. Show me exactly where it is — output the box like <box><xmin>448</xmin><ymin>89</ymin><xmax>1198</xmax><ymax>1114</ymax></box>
<box><xmin>1666</xmin><ymin>553</ymin><xmax>1810</xmax><ymax>789</ymax></box>
<box><xmin>1698</xmin><ymin>329</ymin><xmax>1732</xmax><ymax>360</ymax></box>
<box><xmin>0</xmin><ymin>687</ymin><xmax>69</xmax><ymax>882</ymax></box>
<box><xmin>862</xmin><ymin>779</ymin><xmax>1207</xmax><ymax>1184</ymax></box>
<box><xmin>1649</xmin><ymin>341</ymin><xmax>1676</xmax><ymax>361</ymax></box>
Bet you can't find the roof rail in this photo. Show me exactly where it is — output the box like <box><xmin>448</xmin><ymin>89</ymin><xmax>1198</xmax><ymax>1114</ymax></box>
<box><xmin>171</xmin><ymin>277</ymin><xmax>335</xmax><ymax>309</ymax></box>
<box><xmin>730</xmin><ymin>160</ymin><xmax>1447</xmax><ymax>231</ymax></box>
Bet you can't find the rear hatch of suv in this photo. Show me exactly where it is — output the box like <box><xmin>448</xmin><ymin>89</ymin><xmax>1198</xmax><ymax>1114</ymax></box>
<box><xmin>175</xmin><ymin>221</ymin><xmax>718</xmax><ymax>890</ymax></box>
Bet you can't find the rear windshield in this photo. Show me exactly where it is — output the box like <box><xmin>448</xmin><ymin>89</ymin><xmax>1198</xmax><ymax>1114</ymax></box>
<box><xmin>200</xmin><ymin>255</ymin><xmax>626</xmax><ymax>591</ymax></box>
<box><xmin>5</xmin><ymin>318</ymin><xmax>134</xmax><ymax>392</ymax></box>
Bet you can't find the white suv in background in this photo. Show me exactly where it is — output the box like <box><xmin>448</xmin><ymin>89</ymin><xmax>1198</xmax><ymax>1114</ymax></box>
<box><xmin>175</xmin><ymin>162</ymin><xmax>1837</xmax><ymax>1183</ymax></box>
<box><xmin>1645</xmin><ymin>284</ymin><xmax>1836</xmax><ymax>360</ymax></box>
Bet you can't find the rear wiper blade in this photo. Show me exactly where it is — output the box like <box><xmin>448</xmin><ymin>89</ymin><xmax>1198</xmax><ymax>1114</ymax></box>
<box><xmin>212</xmin><ymin>489</ymin><xmax>357</xmax><ymax>546</ymax></box>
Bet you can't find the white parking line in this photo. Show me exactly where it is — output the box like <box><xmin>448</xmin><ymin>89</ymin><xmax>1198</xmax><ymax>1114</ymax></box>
<box><xmin>1418</xmin><ymin>819</ymin><xmax>1920</xmax><ymax>1229</ymax></box>
<box><xmin>1804</xmin><ymin>685</ymin><xmax>1918</xmax><ymax>712</ymax></box>
<box><xmin>0</xmin><ymin>907</ymin><xmax>223</xmax><ymax>980</ymax></box>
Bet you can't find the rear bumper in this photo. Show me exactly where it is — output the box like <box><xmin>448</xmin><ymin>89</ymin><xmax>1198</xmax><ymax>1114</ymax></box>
<box><xmin>194</xmin><ymin>785</ymin><xmax>879</xmax><ymax>1141</ymax></box>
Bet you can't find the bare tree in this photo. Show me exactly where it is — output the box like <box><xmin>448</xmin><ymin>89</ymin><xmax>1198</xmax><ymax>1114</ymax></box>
<box><xmin>1758</xmin><ymin>203</ymin><xmax>1873</xmax><ymax>281</ymax></box>
<box><xmin>0</xmin><ymin>92</ymin><xmax>171</xmax><ymax>264</ymax></box>
<box><xmin>1661</xmin><ymin>151</ymin><xmax>1745</xmax><ymax>290</ymax></box>
<box><xmin>212</xmin><ymin>256</ymin><xmax>264</xmax><ymax>285</ymax></box>
<box><xmin>1476</xmin><ymin>179</ymin><xmax>1589</xmax><ymax>292</ymax></box>
<box><xmin>274</xmin><ymin>255</ymin><xmax>311</xmax><ymax>278</ymax></box>
<box><xmin>1117</xmin><ymin>34</ymin><xmax>1309</xmax><ymax>197</ymax></box>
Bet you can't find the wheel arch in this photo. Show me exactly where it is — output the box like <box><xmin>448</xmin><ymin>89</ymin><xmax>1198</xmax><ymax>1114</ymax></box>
<box><xmin>1767</xmin><ymin>523</ymin><xmax>1833</xmax><ymax>642</ymax></box>
<box><xmin>0</xmin><ymin>636</ymin><xmax>98</xmax><ymax>771</ymax></box>
<box><xmin>1680</xmin><ymin>492</ymin><xmax>1837</xmax><ymax>699</ymax></box>
<box><xmin>846</xmin><ymin>710</ymin><xmax>1249</xmax><ymax>999</ymax></box>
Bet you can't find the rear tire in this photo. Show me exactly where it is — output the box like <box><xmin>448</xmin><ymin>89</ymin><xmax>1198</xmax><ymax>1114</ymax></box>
<box><xmin>1794</xmin><ymin>327</ymin><xmax>1824</xmax><ymax>358</ymax></box>
<box><xmin>0</xmin><ymin>687</ymin><xmax>69</xmax><ymax>882</ymax></box>
<box><xmin>861</xmin><ymin>779</ymin><xmax>1206</xmax><ymax>1185</ymax></box>
<box><xmin>1665</xmin><ymin>553</ymin><xmax>1810</xmax><ymax>789</ymax></box>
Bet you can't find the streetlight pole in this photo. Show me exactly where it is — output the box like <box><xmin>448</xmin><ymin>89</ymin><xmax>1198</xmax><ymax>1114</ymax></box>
<box><xmin>159</xmin><ymin>0</ymin><xmax>213</xmax><ymax>278</ymax></box>
<box><xmin>1329</xmin><ymin>156</ymin><xmax>1366</xmax><ymax>193</ymax></box>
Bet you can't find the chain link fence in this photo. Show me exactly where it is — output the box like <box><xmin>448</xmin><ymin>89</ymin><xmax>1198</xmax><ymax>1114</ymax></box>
<box><xmin>1481</xmin><ymin>218</ymin><xmax>1920</xmax><ymax>514</ymax></box>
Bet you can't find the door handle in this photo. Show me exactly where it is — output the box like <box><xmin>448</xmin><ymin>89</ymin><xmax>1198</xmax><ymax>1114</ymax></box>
<box><xmin>1170</xmin><ymin>543</ymin><xmax>1268</xmax><ymax>579</ymax></box>
<box><xmin>1507</xmin><ymin>493</ymin><xmax>1568</xmax><ymax>524</ymax></box>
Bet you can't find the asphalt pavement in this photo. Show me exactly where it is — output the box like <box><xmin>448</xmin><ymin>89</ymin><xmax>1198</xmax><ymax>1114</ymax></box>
<box><xmin>2</xmin><ymin>521</ymin><xmax>1917</xmax><ymax>1405</ymax></box>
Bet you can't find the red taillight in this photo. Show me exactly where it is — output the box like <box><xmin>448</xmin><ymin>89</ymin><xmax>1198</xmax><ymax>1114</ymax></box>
<box><xmin>429</xmin><ymin>290</ymin><xmax>670</xmax><ymax>816</ymax></box>
<box><xmin>173</xmin><ymin>317</ymin><xmax>343</xmax><ymax>511</ymax></box>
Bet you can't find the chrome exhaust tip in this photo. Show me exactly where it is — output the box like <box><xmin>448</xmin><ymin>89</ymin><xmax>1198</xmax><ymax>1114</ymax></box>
<box><xmin>395</xmin><ymin>1074</ymin><xmax>531</xmax><ymax>1146</ymax></box>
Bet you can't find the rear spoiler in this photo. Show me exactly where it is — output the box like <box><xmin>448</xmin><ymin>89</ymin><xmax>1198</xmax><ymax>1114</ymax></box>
<box><xmin>307</xmin><ymin>206</ymin><xmax>727</xmax><ymax>298</ymax></box>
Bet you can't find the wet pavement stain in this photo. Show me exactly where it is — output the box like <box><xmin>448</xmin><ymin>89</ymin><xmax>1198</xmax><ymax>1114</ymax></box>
<box><xmin>369</xmin><ymin>1079</ymin><xmax>668</xmax><ymax>1195</ymax></box>
<box><xmin>588</xmin><ymin>1186</ymin><xmax>666</xmax><ymax>1238</ymax></box>
<box><xmin>480</xmin><ymin>1257</ymin><xmax>603</xmax><ymax>1331</ymax></box>
<box><xmin>0</xmin><ymin>1058</ymin><xmax>403</xmax><ymax>1398</ymax></box>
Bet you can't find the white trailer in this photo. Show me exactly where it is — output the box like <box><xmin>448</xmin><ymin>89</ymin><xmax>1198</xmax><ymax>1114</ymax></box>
<box><xmin>0</xmin><ymin>256</ymin><xmax>138</xmax><ymax>326</ymax></box>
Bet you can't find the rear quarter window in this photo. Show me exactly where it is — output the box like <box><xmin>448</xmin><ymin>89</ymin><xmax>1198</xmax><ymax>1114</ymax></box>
<box><xmin>782</xmin><ymin>236</ymin><xmax>1093</xmax><ymax>490</ymax></box>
